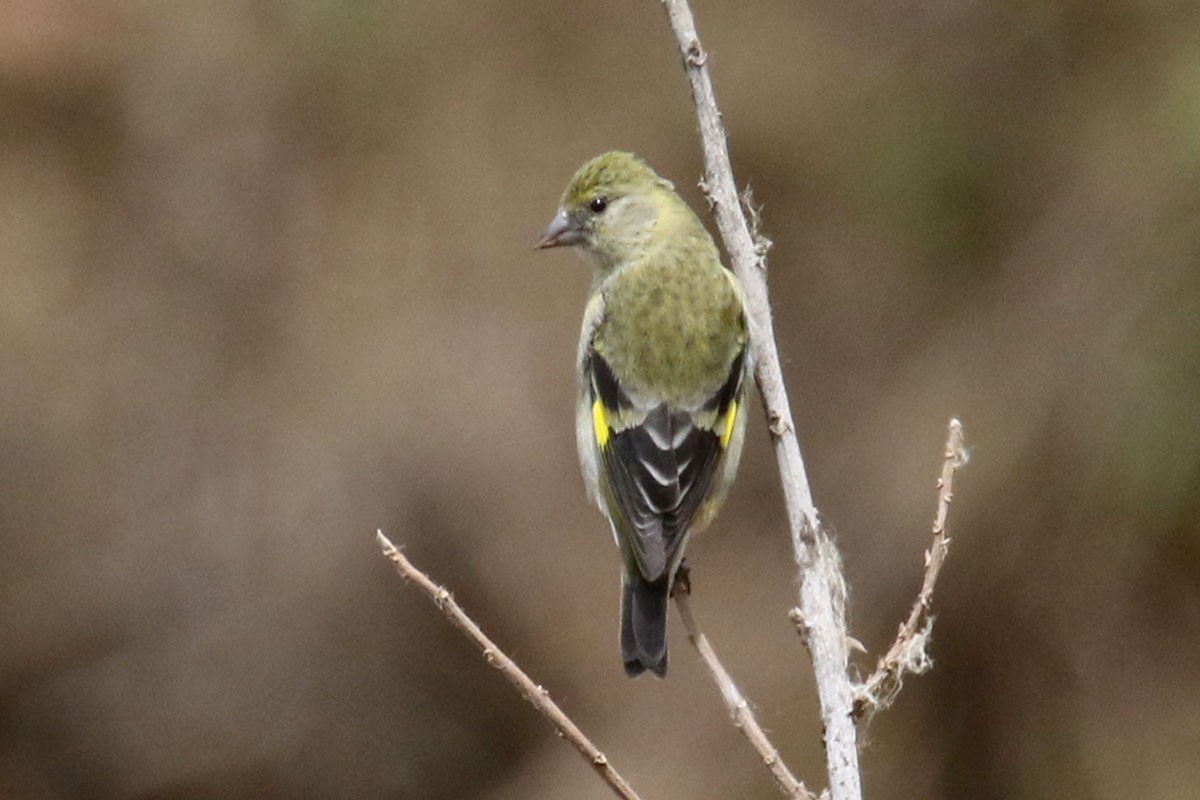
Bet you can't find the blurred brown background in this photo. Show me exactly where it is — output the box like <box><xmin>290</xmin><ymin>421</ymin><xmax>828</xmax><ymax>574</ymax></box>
<box><xmin>2</xmin><ymin>1</ymin><xmax>1198</xmax><ymax>798</ymax></box>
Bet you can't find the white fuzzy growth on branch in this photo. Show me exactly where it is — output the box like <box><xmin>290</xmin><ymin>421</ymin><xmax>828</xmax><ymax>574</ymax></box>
<box><xmin>854</xmin><ymin>419</ymin><xmax>966</xmax><ymax>720</ymax></box>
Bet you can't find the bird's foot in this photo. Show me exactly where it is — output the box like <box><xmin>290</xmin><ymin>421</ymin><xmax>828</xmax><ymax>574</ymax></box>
<box><xmin>671</xmin><ymin>560</ymin><xmax>692</xmax><ymax>597</ymax></box>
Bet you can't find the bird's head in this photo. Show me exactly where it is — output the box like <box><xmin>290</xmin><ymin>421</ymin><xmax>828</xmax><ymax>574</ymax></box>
<box><xmin>537</xmin><ymin>151</ymin><xmax>676</xmax><ymax>271</ymax></box>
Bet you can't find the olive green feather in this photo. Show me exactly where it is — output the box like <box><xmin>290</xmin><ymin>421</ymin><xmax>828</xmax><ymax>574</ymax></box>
<box><xmin>539</xmin><ymin>151</ymin><xmax>749</xmax><ymax>677</ymax></box>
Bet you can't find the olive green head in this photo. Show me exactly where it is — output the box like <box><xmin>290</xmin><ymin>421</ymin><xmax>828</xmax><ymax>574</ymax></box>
<box><xmin>537</xmin><ymin>151</ymin><xmax>680</xmax><ymax>270</ymax></box>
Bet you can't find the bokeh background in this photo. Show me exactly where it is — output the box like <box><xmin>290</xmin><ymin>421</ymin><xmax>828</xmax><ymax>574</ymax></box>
<box><xmin>2</xmin><ymin>1</ymin><xmax>1198</xmax><ymax>798</ymax></box>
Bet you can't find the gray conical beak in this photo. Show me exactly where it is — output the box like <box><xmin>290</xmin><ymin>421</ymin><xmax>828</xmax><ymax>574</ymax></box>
<box><xmin>536</xmin><ymin>208</ymin><xmax>584</xmax><ymax>249</ymax></box>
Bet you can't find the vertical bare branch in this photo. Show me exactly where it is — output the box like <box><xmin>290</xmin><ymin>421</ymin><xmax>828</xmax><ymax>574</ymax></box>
<box><xmin>854</xmin><ymin>419</ymin><xmax>967</xmax><ymax>718</ymax></box>
<box><xmin>375</xmin><ymin>531</ymin><xmax>644</xmax><ymax>800</ymax></box>
<box><xmin>657</xmin><ymin>2</ymin><xmax>862</xmax><ymax>798</ymax></box>
<box><xmin>673</xmin><ymin>591</ymin><xmax>818</xmax><ymax>800</ymax></box>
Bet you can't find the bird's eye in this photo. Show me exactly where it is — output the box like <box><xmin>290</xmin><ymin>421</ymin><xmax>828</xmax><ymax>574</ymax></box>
<box><xmin>589</xmin><ymin>197</ymin><xmax>608</xmax><ymax>214</ymax></box>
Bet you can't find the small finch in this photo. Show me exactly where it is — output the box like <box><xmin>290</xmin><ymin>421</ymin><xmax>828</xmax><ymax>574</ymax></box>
<box><xmin>538</xmin><ymin>152</ymin><xmax>748</xmax><ymax>677</ymax></box>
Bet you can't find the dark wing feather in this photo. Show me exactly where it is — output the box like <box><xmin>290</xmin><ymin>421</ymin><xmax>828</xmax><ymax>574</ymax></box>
<box><xmin>588</xmin><ymin>349</ymin><xmax>743</xmax><ymax>582</ymax></box>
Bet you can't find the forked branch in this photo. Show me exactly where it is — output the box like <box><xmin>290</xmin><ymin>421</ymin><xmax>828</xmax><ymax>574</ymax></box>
<box><xmin>854</xmin><ymin>419</ymin><xmax>967</xmax><ymax>719</ymax></box>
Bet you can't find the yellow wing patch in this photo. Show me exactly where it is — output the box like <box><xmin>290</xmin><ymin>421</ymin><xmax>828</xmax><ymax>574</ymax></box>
<box><xmin>719</xmin><ymin>400</ymin><xmax>739</xmax><ymax>449</ymax></box>
<box><xmin>592</xmin><ymin>399</ymin><xmax>611</xmax><ymax>448</ymax></box>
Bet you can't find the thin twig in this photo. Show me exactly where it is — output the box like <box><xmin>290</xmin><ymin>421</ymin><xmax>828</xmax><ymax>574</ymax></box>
<box><xmin>657</xmin><ymin>2</ymin><xmax>862</xmax><ymax>798</ymax></box>
<box><xmin>673</xmin><ymin>590</ymin><xmax>817</xmax><ymax>800</ymax></box>
<box><xmin>853</xmin><ymin>419</ymin><xmax>967</xmax><ymax>719</ymax></box>
<box><xmin>375</xmin><ymin>530</ymin><xmax>643</xmax><ymax>800</ymax></box>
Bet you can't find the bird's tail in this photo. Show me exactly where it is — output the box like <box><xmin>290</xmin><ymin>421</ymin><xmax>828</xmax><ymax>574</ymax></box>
<box><xmin>620</xmin><ymin>573</ymin><xmax>670</xmax><ymax>677</ymax></box>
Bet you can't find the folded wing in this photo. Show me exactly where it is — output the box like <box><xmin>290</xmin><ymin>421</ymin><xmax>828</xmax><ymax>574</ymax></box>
<box><xmin>587</xmin><ymin>348</ymin><xmax>744</xmax><ymax>581</ymax></box>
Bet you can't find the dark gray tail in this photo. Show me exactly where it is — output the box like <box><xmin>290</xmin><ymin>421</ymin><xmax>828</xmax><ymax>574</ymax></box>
<box><xmin>620</xmin><ymin>574</ymin><xmax>670</xmax><ymax>677</ymax></box>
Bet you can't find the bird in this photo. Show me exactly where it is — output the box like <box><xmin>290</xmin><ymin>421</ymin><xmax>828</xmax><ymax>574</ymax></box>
<box><xmin>537</xmin><ymin>151</ymin><xmax>749</xmax><ymax>677</ymax></box>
